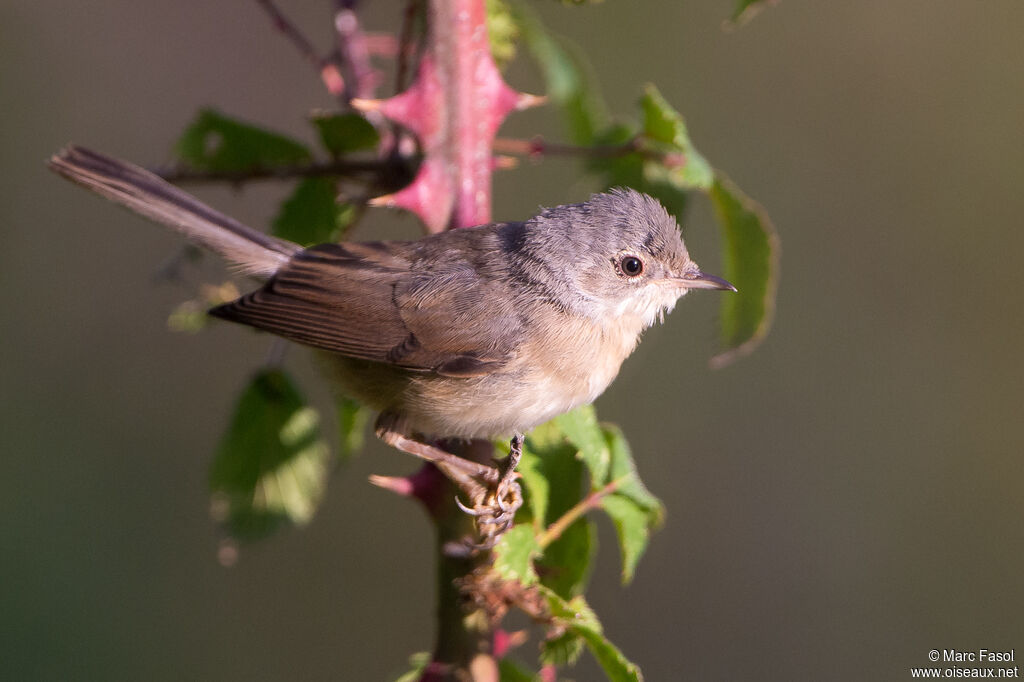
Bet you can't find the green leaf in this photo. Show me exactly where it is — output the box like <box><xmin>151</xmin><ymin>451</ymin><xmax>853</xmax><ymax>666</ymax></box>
<box><xmin>393</xmin><ymin>652</ymin><xmax>431</xmax><ymax>682</ymax></box>
<box><xmin>336</xmin><ymin>395</ymin><xmax>369</xmax><ymax>462</ymax></box>
<box><xmin>518</xmin><ymin>420</ymin><xmax>585</xmax><ymax>526</ymax></box>
<box><xmin>601</xmin><ymin>427</ymin><xmax>663</xmax><ymax>583</ymax></box>
<box><xmin>485</xmin><ymin>0</ymin><xmax>519</xmax><ymax>67</ymax></box>
<box><xmin>603</xmin><ymin>424</ymin><xmax>663</xmax><ymax>519</ymax></box>
<box><xmin>167</xmin><ymin>299</ymin><xmax>208</xmax><ymax>334</ymax></box>
<box><xmin>311</xmin><ymin>112</ymin><xmax>380</xmax><ymax>157</ymax></box>
<box><xmin>510</xmin><ymin>4</ymin><xmax>607</xmax><ymax>144</ymax></box>
<box><xmin>541</xmin><ymin>588</ymin><xmax>644</xmax><ymax>682</ymax></box>
<box><xmin>515</xmin><ymin>444</ymin><xmax>550</xmax><ymax>526</ymax></box>
<box><xmin>708</xmin><ymin>174</ymin><xmax>779</xmax><ymax>367</ymax></box>
<box><xmin>601</xmin><ymin>425</ymin><xmax>662</xmax><ymax>583</ymax></box>
<box><xmin>541</xmin><ymin>629</ymin><xmax>586</xmax><ymax>667</ymax></box>
<box><xmin>494</xmin><ymin>524</ymin><xmax>541</xmax><ymax>585</ymax></box>
<box><xmin>638</xmin><ymin>84</ymin><xmax>714</xmax><ymax>192</ymax></box>
<box><xmin>176</xmin><ymin>109</ymin><xmax>310</xmax><ymax>172</ymax></box>
<box><xmin>498</xmin><ymin>658</ymin><xmax>538</xmax><ymax>682</ymax></box>
<box><xmin>271</xmin><ymin>177</ymin><xmax>354</xmax><ymax>246</ymax></box>
<box><xmin>537</xmin><ymin>516</ymin><xmax>595</xmax><ymax>599</ymax></box>
<box><xmin>554</xmin><ymin>405</ymin><xmax>610</xmax><ymax>487</ymax></box>
<box><xmin>209</xmin><ymin>369</ymin><xmax>330</xmax><ymax>541</ymax></box>
<box><xmin>600</xmin><ymin>494</ymin><xmax>652</xmax><ymax>584</ymax></box>
<box><xmin>727</xmin><ymin>0</ymin><xmax>776</xmax><ymax>27</ymax></box>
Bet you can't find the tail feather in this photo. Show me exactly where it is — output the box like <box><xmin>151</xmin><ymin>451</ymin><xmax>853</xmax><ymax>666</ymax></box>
<box><xmin>48</xmin><ymin>146</ymin><xmax>299</xmax><ymax>276</ymax></box>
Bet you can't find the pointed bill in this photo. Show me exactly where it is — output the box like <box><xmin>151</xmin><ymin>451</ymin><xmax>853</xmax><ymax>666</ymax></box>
<box><xmin>676</xmin><ymin>271</ymin><xmax>737</xmax><ymax>291</ymax></box>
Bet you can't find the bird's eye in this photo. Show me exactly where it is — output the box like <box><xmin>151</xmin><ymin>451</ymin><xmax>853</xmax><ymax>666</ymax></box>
<box><xmin>620</xmin><ymin>255</ymin><xmax>644</xmax><ymax>277</ymax></box>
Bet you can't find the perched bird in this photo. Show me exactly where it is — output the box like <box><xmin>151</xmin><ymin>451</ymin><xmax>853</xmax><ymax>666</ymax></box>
<box><xmin>49</xmin><ymin>146</ymin><xmax>734</xmax><ymax>538</ymax></box>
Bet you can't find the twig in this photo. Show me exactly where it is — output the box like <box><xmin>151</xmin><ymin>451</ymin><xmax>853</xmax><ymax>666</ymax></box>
<box><xmin>395</xmin><ymin>0</ymin><xmax>422</xmax><ymax>93</ymax></box>
<box><xmin>333</xmin><ymin>0</ymin><xmax>377</xmax><ymax>100</ymax></box>
<box><xmin>492</xmin><ymin>136</ymin><xmax>642</xmax><ymax>159</ymax></box>
<box><xmin>253</xmin><ymin>0</ymin><xmax>347</xmax><ymax>98</ymax></box>
<box><xmin>492</xmin><ymin>135</ymin><xmax>695</xmax><ymax>172</ymax></box>
<box><xmin>152</xmin><ymin>158</ymin><xmax>403</xmax><ymax>185</ymax></box>
<box><xmin>537</xmin><ymin>478</ymin><xmax>622</xmax><ymax>549</ymax></box>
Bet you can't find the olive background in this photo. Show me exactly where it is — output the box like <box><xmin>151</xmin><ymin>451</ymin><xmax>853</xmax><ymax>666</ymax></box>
<box><xmin>3</xmin><ymin>1</ymin><xmax>1023</xmax><ymax>680</ymax></box>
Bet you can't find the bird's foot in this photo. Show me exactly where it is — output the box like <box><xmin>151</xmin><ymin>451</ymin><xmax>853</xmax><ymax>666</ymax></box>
<box><xmin>375</xmin><ymin>414</ymin><xmax>524</xmax><ymax>551</ymax></box>
<box><xmin>454</xmin><ymin>433</ymin><xmax>524</xmax><ymax>550</ymax></box>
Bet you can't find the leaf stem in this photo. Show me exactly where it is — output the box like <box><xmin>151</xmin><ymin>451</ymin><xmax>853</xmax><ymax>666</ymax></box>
<box><xmin>537</xmin><ymin>478</ymin><xmax>622</xmax><ymax>550</ymax></box>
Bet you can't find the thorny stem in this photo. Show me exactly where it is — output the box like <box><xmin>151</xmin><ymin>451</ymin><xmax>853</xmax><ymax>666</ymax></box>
<box><xmin>537</xmin><ymin>478</ymin><xmax>623</xmax><ymax>550</ymax></box>
<box><xmin>429</xmin><ymin>440</ymin><xmax>500</xmax><ymax>682</ymax></box>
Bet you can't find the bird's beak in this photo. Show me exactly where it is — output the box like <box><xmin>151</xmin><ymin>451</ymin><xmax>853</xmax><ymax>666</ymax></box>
<box><xmin>675</xmin><ymin>271</ymin><xmax>737</xmax><ymax>291</ymax></box>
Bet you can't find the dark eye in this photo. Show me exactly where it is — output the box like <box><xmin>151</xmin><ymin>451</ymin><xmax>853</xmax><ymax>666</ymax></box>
<box><xmin>620</xmin><ymin>255</ymin><xmax>644</xmax><ymax>277</ymax></box>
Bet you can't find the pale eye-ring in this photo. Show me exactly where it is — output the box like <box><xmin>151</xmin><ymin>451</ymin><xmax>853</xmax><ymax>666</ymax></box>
<box><xmin>619</xmin><ymin>255</ymin><xmax>644</xmax><ymax>277</ymax></box>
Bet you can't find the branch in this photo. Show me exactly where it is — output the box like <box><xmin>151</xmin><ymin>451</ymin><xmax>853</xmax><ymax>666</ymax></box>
<box><xmin>333</xmin><ymin>0</ymin><xmax>379</xmax><ymax>100</ymax></box>
<box><xmin>395</xmin><ymin>0</ymin><xmax>423</xmax><ymax>93</ymax></box>
<box><xmin>493</xmin><ymin>136</ymin><xmax>641</xmax><ymax>159</ymax></box>
<box><xmin>537</xmin><ymin>478</ymin><xmax>622</xmax><ymax>550</ymax></box>
<box><xmin>254</xmin><ymin>0</ymin><xmax>347</xmax><ymax>97</ymax></box>
<box><xmin>152</xmin><ymin>158</ymin><xmax>408</xmax><ymax>185</ymax></box>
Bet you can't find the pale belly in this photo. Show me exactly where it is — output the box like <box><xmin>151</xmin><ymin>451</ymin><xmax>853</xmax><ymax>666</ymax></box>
<box><xmin>321</xmin><ymin>312</ymin><xmax>644</xmax><ymax>439</ymax></box>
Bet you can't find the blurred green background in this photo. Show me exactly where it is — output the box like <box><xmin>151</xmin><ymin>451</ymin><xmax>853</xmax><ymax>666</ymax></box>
<box><xmin>3</xmin><ymin>1</ymin><xmax>1023</xmax><ymax>680</ymax></box>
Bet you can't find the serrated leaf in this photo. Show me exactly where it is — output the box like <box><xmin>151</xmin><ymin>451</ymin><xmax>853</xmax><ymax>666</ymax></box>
<box><xmin>393</xmin><ymin>652</ymin><xmax>431</xmax><ymax>682</ymax></box>
<box><xmin>515</xmin><ymin>445</ymin><xmax>550</xmax><ymax>526</ymax></box>
<box><xmin>600</xmin><ymin>494</ymin><xmax>652</xmax><ymax>584</ymax></box>
<box><xmin>510</xmin><ymin>4</ymin><xmax>607</xmax><ymax>144</ymax></box>
<box><xmin>336</xmin><ymin>395</ymin><xmax>369</xmax><ymax>462</ymax></box>
<box><xmin>576</xmin><ymin>624</ymin><xmax>644</xmax><ymax>682</ymax></box>
<box><xmin>311</xmin><ymin>112</ymin><xmax>379</xmax><ymax>157</ymax></box>
<box><xmin>486</xmin><ymin>0</ymin><xmax>519</xmax><ymax>67</ymax></box>
<box><xmin>603</xmin><ymin>424</ymin><xmax>663</xmax><ymax>520</ymax></box>
<box><xmin>537</xmin><ymin>516</ymin><xmax>595</xmax><ymax>599</ymax></box>
<box><xmin>554</xmin><ymin>405</ymin><xmax>610</xmax><ymax>487</ymax></box>
<box><xmin>518</xmin><ymin>421</ymin><xmax>585</xmax><ymax>526</ymax></box>
<box><xmin>541</xmin><ymin>588</ymin><xmax>644</xmax><ymax>682</ymax></box>
<box><xmin>541</xmin><ymin>629</ymin><xmax>586</xmax><ymax>667</ymax></box>
<box><xmin>708</xmin><ymin>174</ymin><xmax>779</xmax><ymax>367</ymax></box>
<box><xmin>176</xmin><ymin>109</ymin><xmax>310</xmax><ymax>172</ymax></box>
<box><xmin>209</xmin><ymin>369</ymin><xmax>329</xmax><ymax>541</ymax></box>
<box><xmin>498</xmin><ymin>658</ymin><xmax>538</xmax><ymax>682</ymax></box>
<box><xmin>639</xmin><ymin>84</ymin><xmax>713</xmax><ymax>192</ymax></box>
<box><xmin>271</xmin><ymin>177</ymin><xmax>353</xmax><ymax>246</ymax></box>
<box><xmin>494</xmin><ymin>524</ymin><xmax>541</xmax><ymax>585</ymax></box>
<box><xmin>543</xmin><ymin>589</ymin><xmax>601</xmax><ymax>630</ymax></box>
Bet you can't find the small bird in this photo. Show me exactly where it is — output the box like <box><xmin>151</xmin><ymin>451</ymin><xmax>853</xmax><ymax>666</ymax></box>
<box><xmin>49</xmin><ymin>146</ymin><xmax>735</xmax><ymax>539</ymax></box>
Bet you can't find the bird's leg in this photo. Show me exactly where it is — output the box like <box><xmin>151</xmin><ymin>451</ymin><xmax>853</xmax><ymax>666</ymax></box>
<box><xmin>374</xmin><ymin>414</ymin><xmax>523</xmax><ymax>548</ymax></box>
<box><xmin>494</xmin><ymin>433</ymin><xmax>523</xmax><ymax>514</ymax></box>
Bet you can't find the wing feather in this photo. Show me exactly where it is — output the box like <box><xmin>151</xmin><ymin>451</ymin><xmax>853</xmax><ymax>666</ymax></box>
<box><xmin>210</xmin><ymin>240</ymin><xmax>520</xmax><ymax>376</ymax></box>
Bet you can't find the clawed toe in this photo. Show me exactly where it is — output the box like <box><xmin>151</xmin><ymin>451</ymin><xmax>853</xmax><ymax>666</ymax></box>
<box><xmin>455</xmin><ymin>471</ymin><xmax>523</xmax><ymax>550</ymax></box>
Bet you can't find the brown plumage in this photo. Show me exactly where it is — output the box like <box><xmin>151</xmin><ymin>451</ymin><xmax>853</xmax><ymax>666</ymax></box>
<box><xmin>49</xmin><ymin>145</ymin><xmax>734</xmax><ymax>531</ymax></box>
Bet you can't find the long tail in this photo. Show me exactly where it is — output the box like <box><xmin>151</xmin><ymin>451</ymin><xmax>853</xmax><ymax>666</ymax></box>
<box><xmin>48</xmin><ymin>146</ymin><xmax>299</xmax><ymax>277</ymax></box>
